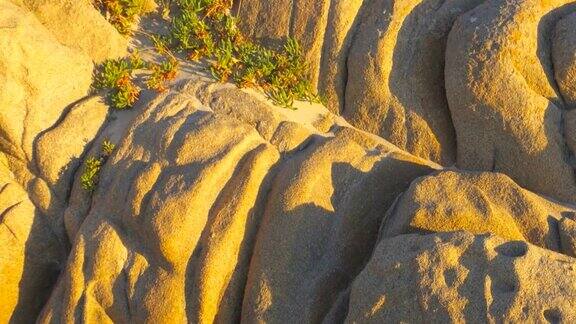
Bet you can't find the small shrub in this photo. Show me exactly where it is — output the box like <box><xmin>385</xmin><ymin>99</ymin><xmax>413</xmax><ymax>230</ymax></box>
<box><xmin>111</xmin><ymin>76</ymin><xmax>141</xmax><ymax>109</ymax></box>
<box><xmin>81</xmin><ymin>140</ymin><xmax>116</xmax><ymax>192</ymax></box>
<box><xmin>210</xmin><ymin>39</ymin><xmax>236</xmax><ymax>82</ymax></box>
<box><xmin>93</xmin><ymin>0</ymin><xmax>322</xmax><ymax>110</ymax></box>
<box><xmin>81</xmin><ymin>157</ymin><xmax>103</xmax><ymax>191</ymax></box>
<box><xmin>101</xmin><ymin>140</ymin><xmax>116</xmax><ymax>155</ymax></box>
<box><xmin>146</xmin><ymin>59</ymin><xmax>180</xmax><ymax>92</ymax></box>
<box><xmin>266</xmin><ymin>88</ymin><xmax>295</xmax><ymax>110</ymax></box>
<box><xmin>170</xmin><ymin>8</ymin><xmax>214</xmax><ymax>60</ymax></box>
<box><xmin>165</xmin><ymin>0</ymin><xmax>321</xmax><ymax>108</ymax></box>
<box><xmin>94</xmin><ymin>0</ymin><xmax>158</xmax><ymax>35</ymax></box>
<box><xmin>93</xmin><ymin>55</ymin><xmax>144</xmax><ymax>109</ymax></box>
<box><xmin>94</xmin><ymin>59</ymin><xmax>132</xmax><ymax>89</ymax></box>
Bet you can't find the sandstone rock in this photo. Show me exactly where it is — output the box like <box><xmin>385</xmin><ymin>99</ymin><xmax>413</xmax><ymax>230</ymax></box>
<box><xmin>566</xmin><ymin>109</ymin><xmax>576</xmax><ymax>156</ymax></box>
<box><xmin>241</xmin><ymin>133</ymin><xmax>433</xmax><ymax>322</ymax></box>
<box><xmin>13</xmin><ymin>0</ymin><xmax>128</xmax><ymax>61</ymax></box>
<box><xmin>317</xmin><ymin>0</ymin><xmax>364</xmax><ymax>115</ymax></box>
<box><xmin>0</xmin><ymin>154</ymin><xmax>65</xmax><ymax>324</ymax></box>
<box><xmin>41</xmin><ymin>82</ymin><xmax>280</xmax><ymax>323</ymax></box>
<box><xmin>3</xmin><ymin>0</ymin><xmax>576</xmax><ymax>321</ymax></box>
<box><xmin>0</xmin><ymin>0</ymin><xmax>106</xmax><ymax>233</ymax></box>
<box><xmin>559</xmin><ymin>215</ymin><xmax>576</xmax><ymax>257</ymax></box>
<box><xmin>445</xmin><ymin>0</ymin><xmax>576</xmax><ymax>202</ymax></box>
<box><xmin>346</xmin><ymin>232</ymin><xmax>576</xmax><ymax>323</ymax></box>
<box><xmin>344</xmin><ymin>0</ymin><xmax>483</xmax><ymax>165</ymax></box>
<box><xmin>38</xmin><ymin>79</ymin><xmax>435</xmax><ymax>323</ymax></box>
<box><xmin>381</xmin><ymin>170</ymin><xmax>576</xmax><ymax>255</ymax></box>
<box><xmin>0</xmin><ymin>3</ymin><xmax>116</xmax><ymax>322</ymax></box>
<box><xmin>0</xmin><ymin>0</ymin><xmax>93</xmax><ymax>162</ymax></box>
<box><xmin>553</xmin><ymin>12</ymin><xmax>576</xmax><ymax>110</ymax></box>
<box><xmin>35</xmin><ymin>96</ymin><xmax>109</xmax><ymax>203</ymax></box>
<box><xmin>234</xmin><ymin>0</ymin><xmax>481</xmax><ymax>165</ymax></box>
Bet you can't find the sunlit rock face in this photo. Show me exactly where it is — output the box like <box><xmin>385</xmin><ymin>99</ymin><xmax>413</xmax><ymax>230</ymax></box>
<box><xmin>1</xmin><ymin>0</ymin><xmax>576</xmax><ymax>322</ymax></box>
<box><xmin>445</xmin><ymin>0</ymin><xmax>576</xmax><ymax>203</ymax></box>
<box><xmin>381</xmin><ymin>170</ymin><xmax>576</xmax><ymax>256</ymax></box>
<box><xmin>38</xmin><ymin>80</ymin><xmax>434</xmax><ymax>323</ymax></box>
<box><xmin>346</xmin><ymin>232</ymin><xmax>576</xmax><ymax>323</ymax></box>
<box><xmin>236</xmin><ymin>0</ymin><xmax>576</xmax><ymax>203</ymax></box>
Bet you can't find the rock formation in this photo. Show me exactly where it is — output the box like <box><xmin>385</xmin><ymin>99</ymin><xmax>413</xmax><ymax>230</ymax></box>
<box><xmin>0</xmin><ymin>0</ymin><xmax>123</xmax><ymax>321</ymax></box>
<box><xmin>553</xmin><ymin>12</ymin><xmax>576</xmax><ymax>110</ymax></box>
<box><xmin>37</xmin><ymin>80</ymin><xmax>435</xmax><ymax>323</ymax></box>
<box><xmin>445</xmin><ymin>0</ymin><xmax>576</xmax><ymax>203</ymax></box>
<box><xmin>346</xmin><ymin>232</ymin><xmax>576</xmax><ymax>323</ymax></box>
<box><xmin>381</xmin><ymin>170</ymin><xmax>576</xmax><ymax>254</ymax></box>
<box><xmin>0</xmin><ymin>0</ymin><xmax>575</xmax><ymax>322</ymax></box>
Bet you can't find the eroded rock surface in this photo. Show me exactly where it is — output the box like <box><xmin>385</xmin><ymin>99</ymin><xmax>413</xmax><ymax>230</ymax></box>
<box><xmin>38</xmin><ymin>80</ymin><xmax>435</xmax><ymax>323</ymax></box>
<box><xmin>553</xmin><ymin>12</ymin><xmax>576</xmax><ymax>109</ymax></box>
<box><xmin>0</xmin><ymin>155</ymin><xmax>65</xmax><ymax>323</ymax></box>
<box><xmin>381</xmin><ymin>170</ymin><xmax>576</xmax><ymax>255</ymax></box>
<box><xmin>235</xmin><ymin>0</ymin><xmax>576</xmax><ymax>188</ymax></box>
<box><xmin>236</xmin><ymin>0</ymin><xmax>484</xmax><ymax>165</ymax></box>
<box><xmin>346</xmin><ymin>232</ymin><xmax>576</xmax><ymax>323</ymax></box>
<box><xmin>1</xmin><ymin>0</ymin><xmax>576</xmax><ymax>322</ymax></box>
<box><xmin>446</xmin><ymin>0</ymin><xmax>576</xmax><ymax>202</ymax></box>
<box><xmin>0</xmin><ymin>1</ymin><xmax>123</xmax><ymax>321</ymax></box>
<box><xmin>11</xmin><ymin>0</ymin><xmax>127</xmax><ymax>61</ymax></box>
<box><xmin>343</xmin><ymin>0</ymin><xmax>484</xmax><ymax>165</ymax></box>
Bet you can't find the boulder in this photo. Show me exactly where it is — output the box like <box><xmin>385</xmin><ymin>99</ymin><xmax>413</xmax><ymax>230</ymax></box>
<box><xmin>552</xmin><ymin>12</ymin><xmax>576</xmax><ymax>110</ymax></box>
<box><xmin>241</xmin><ymin>127</ymin><xmax>434</xmax><ymax>321</ymax></box>
<box><xmin>0</xmin><ymin>0</ymin><xmax>93</xmax><ymax>163</ymax></box>
<box><xmin>236</xmin><ymin>0</ymin><xmax>492</xmax><ymax>165</ymax></box>
<box><xmin>39</xmin><ymin>79</ymin><xmax>435</xmax><ymax>323</ymax></box>
<box><xmin>559</xmin><ymin>215</ymin><xmax>576</xmax><ymax>257</ymax></box>
<box><xmin>343</xmin><ymin>0</ymin><xmax>483</xmax><ymax>165</ymax></box>
<box><xmin>445</xmin><ymin>0</ymin><xmax>576</xmax><ymax>202</ymax></box>
<box><xmin>34</xmin><ymin>96</ymin><xmax>109</xmax><ymax>204</ymax></box>
<box><xmin>381</xmin><ymin>170</ymin><xmax>576</xmax><ymax>255</ymax></box>
<box><xmin>317</xmin><ymin>0</ymin><xmax>365</xmax><ymax>116</ymax></box>
<box><xmin>13</xmin><ymin>0</ymin><xmax>127</xmax><ymax>61</ymax></box>
<box><xmin>346</xmin><ymin>232</ymin><xmax>576</xmax><ymax>323</ymax></box>
<box><xmin>0</xmin><ymin>2</ymin><xmax>116</xmax><ymax>322</ymax></box>
<box><xmin>0</xmin><ymin>154</ymin><xmax>65</xmax><ymax>324</ymax></box>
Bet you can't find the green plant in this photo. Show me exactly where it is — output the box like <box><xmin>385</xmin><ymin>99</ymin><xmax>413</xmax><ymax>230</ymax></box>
<box><xmin>204</xmin><ymin>0</ymin><xmax>232</xmax><ymax>18</ymax></box>
<box><xmin>266</xmin><ymin>88</ymin><xmax>295</xmax><ymax>110</ymax></box>
<box><xmin>158</xmin><ymin>0</ymin><xmax>172</xmax><ymax>18</ymax></box>
<box><xmin>94</xmin><ymin>56</ymin><xmax>143</xmax><ymax>109</ymax></box>
<box><xmin>94</xmin><ymin>58</ymin><xmax>132</xmax><ymax>89</ymax></box>
<box><xmin>94</xmin><ymin>0</ymin><xmax>321</xmax><ymax>110</ymax></box>
<box><xmin>169</xmin><ymin>7</ymin><xmax>214</xmax><ymax>60</ymax></box>
<box><xmin>210</xmin><ymin>39</ymin><xmax>237</xmax><ymax>82</ymax></box>
<box><xmin>81</xmin><ymin>140</ymin><xmax>116</xmax><ymax>192</ymax></box>
<box><xmin>146</xmin><ymin>59</ymin><xmax>180</xmax><ymax>92</ymax></box>
<box><xmin>101</xmin><ymin>140</ymin><xmax>116</xmax><ymax>155</ymax></box>
<box><xmin>81</xmin><ymin>157</ymin><xmax>103</xmax><ymax>191</ymax></box>
<box><xmin>164</xmin><ymin>0</ymin><xmax>321</xmax><ymax>108</ymax></box>
<box><xmin>110</xmin><ymin>80</ymin><xmax>140</xmax><ymax>109</ymax></box>
<box><xmin>94</xmin><ymin>0</ymin><xmax>158</xmax><ymax>35</ymax></box>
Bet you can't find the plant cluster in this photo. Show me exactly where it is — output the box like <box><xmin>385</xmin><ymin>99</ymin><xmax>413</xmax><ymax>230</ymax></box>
<box><xmin>94</xmin><ymin>0</ymin><xmax>323</xmax><ymax>110</ymax></box>
<box><xmin>146</xmin><ymin>59</ymin><xmax>180</xmax><ymax>92</ymax></box>
<box><xmin>94</xmin><ymin>0</ymin><xmax>157</xmax><ymax>35</ymax></box>
<box><xmin>164</xmin><ymin>0</ymin><xmax>323</xmax><ymax>109</ymax></box>
<box><xmin>93</xmin><ymin>55</ymin><xmax>142</xmax><ymax>109</ymax></box>
<box><xmin>94</xmin><ymin>52</ymin><xmax>179</xmax><ymax>109</ymax></box>
<box><xmin>81</xmin><ymin>140</ymin><xmax>116</xmax><ymax>192</ymax></box>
